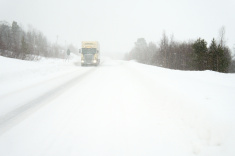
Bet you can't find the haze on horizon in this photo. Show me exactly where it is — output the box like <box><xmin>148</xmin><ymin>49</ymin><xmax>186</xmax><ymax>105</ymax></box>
<box><xmin>0</xmin><ymin>0</ymin><xmax>235</xmax><ymax>54</ymax></box>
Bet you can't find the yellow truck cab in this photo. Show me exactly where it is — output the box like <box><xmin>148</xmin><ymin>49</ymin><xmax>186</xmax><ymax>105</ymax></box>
<box><xmin>81</xmin><ymin>41</ymin><xmax>100</xmax><ymax>66</ymax></box>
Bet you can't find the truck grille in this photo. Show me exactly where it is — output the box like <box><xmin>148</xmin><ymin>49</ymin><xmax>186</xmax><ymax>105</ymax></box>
<box><xmin>84</xmin><ymin>54</ymin><xmax>93</xmax><ymax>63</ymax></box>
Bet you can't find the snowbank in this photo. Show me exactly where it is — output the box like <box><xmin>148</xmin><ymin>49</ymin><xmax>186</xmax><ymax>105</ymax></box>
<box><xmin>127</xmin><ymin>61</ymin><xmax>235</xmax><ymax>155</ymax></box>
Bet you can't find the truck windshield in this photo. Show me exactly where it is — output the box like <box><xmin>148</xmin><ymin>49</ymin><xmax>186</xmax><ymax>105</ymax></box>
<box><xmin>82</xmin><ymin>48</ymin><xmax>96</xmax><ymax>54</ymax></box>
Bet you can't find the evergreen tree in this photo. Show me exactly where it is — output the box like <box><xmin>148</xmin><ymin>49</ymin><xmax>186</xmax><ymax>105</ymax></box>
<box><xmin>0</xmin><ymin>23</ymin><xmax>11</xmax><ymax>53</ymax></box>
<box><xmin>26</xmin><ymin>31</ymin><xmax>34</xmax><ymax>54</ymax></box>
<box><xmin>192</xmin><ymin>38</ymin><xmax>208</xmax><ymax>70</ymax></box>
<box><xmin>208</xmin><ymin>38</ymin><xmax>217</xmax><ymax>71</ymax></box>
<box><xmin>11</xmin><ymin>21</ymin><xmax>20</xmax><ymax>54</ymax></box>
<box><xmin>128</xmin><ymin>38</ymin><xmax>148</xmax><ymax>63</ymax></box>
<box><xmin>229</xmin><ymin>58</ymin><xmax>235</xmax><ymax>73</ymax></box>
<box><xmin>217</xmin><ymin>45</ymin><xmax>231</xmax><ymax>73</ymax></box>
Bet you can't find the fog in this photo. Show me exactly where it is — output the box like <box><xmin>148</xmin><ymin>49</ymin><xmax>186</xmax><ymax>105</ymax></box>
<box><xmin>1</xmin><ymin>0</ymin><xmax>235</xmax><ymax>55</ymax></box>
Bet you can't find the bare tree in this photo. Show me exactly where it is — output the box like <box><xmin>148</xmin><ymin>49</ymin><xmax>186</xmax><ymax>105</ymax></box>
<box><xmin>158</xmin><ymin>31</ymin><xmax>169</xmax><ymax>67</ymax></box>
<box><xmin>218</xmin><ymin>26</ymin><xmax>226</xmax><ymax>47</ymax></box>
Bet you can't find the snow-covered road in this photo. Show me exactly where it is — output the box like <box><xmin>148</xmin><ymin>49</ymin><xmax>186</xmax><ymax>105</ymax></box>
<box><xmin>0</xmin><ymin>56</ymin><xmax>235</xmax><ymax>156</ymax></box>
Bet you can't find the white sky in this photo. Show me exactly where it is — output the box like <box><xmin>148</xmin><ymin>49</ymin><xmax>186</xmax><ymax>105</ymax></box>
<box><xmin>0</xmin><ymin>0</ymin><xmax>235</xmax><ymax>54</ymax></box>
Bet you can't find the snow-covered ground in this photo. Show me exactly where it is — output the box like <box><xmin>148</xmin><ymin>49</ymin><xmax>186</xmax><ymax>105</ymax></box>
<box><xmin>0</xmin><ymin>55</ymin><xmax>235</xmax><ymax>156</ymax></box>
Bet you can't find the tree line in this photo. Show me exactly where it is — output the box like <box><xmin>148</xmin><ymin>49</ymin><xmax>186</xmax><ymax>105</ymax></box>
<box><xmin>125</xmin><ymin>29</ymin><xmax>234</xmax><ymax>73</ymax></box>
<box><xmin>0</xmin><ymin>21</ymin><xmax>78</xmax><ymax>60</ymax></box>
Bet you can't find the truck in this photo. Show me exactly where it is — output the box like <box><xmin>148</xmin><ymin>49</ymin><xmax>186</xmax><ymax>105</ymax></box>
<box><xmin>80</xmin><ymin>41</ymin><xmax>100</xmax><ymax>66</ymax></box>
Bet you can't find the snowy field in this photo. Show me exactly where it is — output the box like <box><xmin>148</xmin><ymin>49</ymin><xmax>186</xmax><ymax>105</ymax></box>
<box><xmin>0</xmin><ymin>55</ymin><xmax>235</xmax><ymax>156</ymax></box>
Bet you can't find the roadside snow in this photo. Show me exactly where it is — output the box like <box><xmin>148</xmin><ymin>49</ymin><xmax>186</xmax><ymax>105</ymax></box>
<box><xmin>127</xmin><ymin>62</ymin><xmax>235</xmax><ymax>155</ymax></box>
<box><xmin>0</xmin><ymin>55</ymin><xmax>82</xmax><ymax>117</ymax></box>
<box><xmin>0</xmin><ymin>55</ymin><xmax>80</xmax><ymax>95</ymax></box>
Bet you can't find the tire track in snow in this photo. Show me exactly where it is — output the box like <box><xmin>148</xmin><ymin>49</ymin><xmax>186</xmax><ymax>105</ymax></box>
<box><xmin>0</xmin><ymin>67</ymin><xmax>98</xmax><ymax>135</ymax></box>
